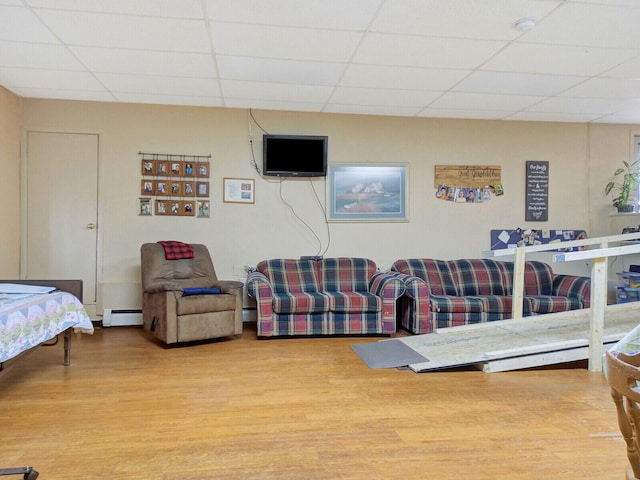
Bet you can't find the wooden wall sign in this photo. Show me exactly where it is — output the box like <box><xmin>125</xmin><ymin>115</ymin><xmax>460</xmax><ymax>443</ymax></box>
<box><xmin>434</xmin><ymin>165</ymin><xmax>501</xmax><ymax>189</ymax></box>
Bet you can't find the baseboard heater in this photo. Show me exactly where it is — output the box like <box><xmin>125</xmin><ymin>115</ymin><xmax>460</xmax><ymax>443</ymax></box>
<box><xmin>102</xmin><ymin>308</ymin><xmax>143</xmax><ymax>327</ymax></box>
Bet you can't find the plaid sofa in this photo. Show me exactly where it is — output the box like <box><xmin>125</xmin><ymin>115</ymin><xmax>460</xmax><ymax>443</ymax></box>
<box><xmin>247</xmin><ymin>258</ymin><xmax>405</xmax><ymax>337</ymax></box>
<box><xmin>391</xmin><ymin>259</ymin><xmax>591</xmax><ymax>334</ymax></box>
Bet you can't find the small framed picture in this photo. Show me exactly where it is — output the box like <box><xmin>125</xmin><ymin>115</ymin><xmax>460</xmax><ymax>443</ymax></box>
<box><xmin>141</xmin><ymin>160</ymin><xmax>155</xmax><ymax>175</ymax></box>
<box><xmin>170</xmin><ymin>182</ymin><xmax>182</xmax><ymax>196</ymax></box>
<box><xmin>197</xmin><ymin>162</ymin><xmax>210</xmax><ymax>178</ymax></box>
<box><xmin>183</xmin><ymin>182</ymin><xmax>195</xmax><ymax>197</ymax></box>
<box><xmin>170</xmin><ymin>201</ymin><xmax>181</xmax><ymax>215</ymax></box>
<box><xmin>197</xmin><ymin>200</ymin><xmax>210</xmax><ymax>218</ymax></box>
<box><xmin>157</xmin><ymin>161</ymin><xmax>168</xmax><ymax>176</ymax></box>
<box><xmin>155</xmin><ymin>200</ymin><xmax>168</xmax><ymax>215</ymax></box>
<box><xmin>223</xmin><ymin>177</ymin><xmax>255</xmax><ymax>204</ymax></box>
<box><xmin>184</xmin><ymin>163</ymin><xmax>195</xmax><ymax>176</ymax></box>
<box><xmin>182</xmin><ymin>201</ymin><xmax>195</xmax><ymax>216</ymax></box>
<box><xmin>141</xmin><ymin>180</ymin><xmax>155</xmax><ymax>195</ymax></box>
<box><xmin>139</xmin><ymin>197</ymin><xmax>152</xmax><ymax>216</ymax></box>
<box><xmin>196</xmin><ymin>181</ymin><xmax>209</xmax><ymax>197</ymax></box>
<box><xmin>156</xmin><ymin>181</ymin><xmax>167</xmax><ymax>195</ymax></box>
<box><xmin>170</xmin><ymin>162</ymin><xmax>182</xmax><ymax>176</ymax></box>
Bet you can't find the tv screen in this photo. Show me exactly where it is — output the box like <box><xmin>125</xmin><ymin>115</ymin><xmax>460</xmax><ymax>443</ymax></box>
<box><xmin>263</xmin><ymin>134</ymin><xmax>328</xmax><ymax>177</ymax></box>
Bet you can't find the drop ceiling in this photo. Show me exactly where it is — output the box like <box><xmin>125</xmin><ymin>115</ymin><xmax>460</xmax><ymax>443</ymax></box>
<box><xmin>2</xmin><ymin>0</ymin><xmax>640</xmax><ymax>123</ymax></box>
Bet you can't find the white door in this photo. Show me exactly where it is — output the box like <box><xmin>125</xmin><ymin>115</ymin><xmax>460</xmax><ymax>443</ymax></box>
<box><xmin>25</xmin><ymin>132</ymin><xmax>99</xmax><ymax>310</ymax></box>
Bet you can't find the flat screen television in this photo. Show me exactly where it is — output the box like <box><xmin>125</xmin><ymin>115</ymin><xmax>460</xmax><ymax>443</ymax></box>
<box><xmin>263</xmin><ymin>134</ymin><xmax>328</xmax><ymax>177</ymax></box>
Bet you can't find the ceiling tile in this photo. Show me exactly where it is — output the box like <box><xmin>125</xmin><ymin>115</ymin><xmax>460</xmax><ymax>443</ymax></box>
<box><xmin>561</xmin><ymin>78</ymin><xmax>640</xmax><ymax>99</ymax></box>
<box><xmin>453</xmin><ymin>71</ymin><xmax>585</xmax><ymax>96</ymax></box>
<box><xmin>26</xmin><ymin>0</ymin><xmax>204</xmax><ymax>17</ymax></box>
<box><xmin>0</xmin><ymin>5</ymin><xmax>58</xmax><ymax>42</ymax></box>
<box><xmin>324</xmin><ymin>104</ymin><xmax>421</xmax><ymax>116</ymax></box>
<box><xmin>330</xmin><ymin>86</ymin><xmax>441</xmax><ymax>108</ymax></box>
<box><xmin>9</xmin><ymin>87</ymin><xmax>116</xmax><ymax>102</ymax></box>
<box><xmin>224</xmin><ymin>98</ymin><xmax>327</xmax><ymax>112</ymax></box>
<box><xmin>97</xmin><ymin>73</ymin><xmax>221</xmax><ymax>97</ymax></box>
<box><xmin>0</xmin><ymin>41</ymin><xmax>85</xmax><ymax>70</ymax></box>
<box><xmin>524</xmin><ymin>2</ymin><xmax>640</xmax><ymax>49</ymax></box>
<box><xmin>113</xmin><ymin>92</ymin><xmax>224</xmax><ymax>107</ymax></box>
<box><xmin>210</xmin><ymin>22</ymin><xmax>362</xmax><ymax>63</ymax></box>
<box><xmin>526</xmin><ymin>97</ymin><xmax>629</xmax><ymax>115</ymax></box>
<box><xmin>482</xmin><ymin>43</ymin><xmax>637</xmax><ymax>76</ymax></box>
<box><xmin>220</xmin><ymin>79</ymin><xmax>332</xmax><ymax>103</ymax></box>
<box><xmin>35</xmin><ymin>9</ymin><xmax>210</xmax><ymax>52</ymax></box>
<box><xmin>353</xmin><ymin>33</ymin><xmax>505</xmax><ymax>69</ymax></box>
<box><xmin>340</xmin><ymin>64</ymin><xmax>469</xmax><ymax>91</ymax></box>
<box><xmin>371</xmin><ymin>0</ymin><xmax>563</xmax><ymax>39</ymax></box>
<box><xmin>417</xmin><ymin>108</ymin><xmax>512</xmax><ymax>120</ymax></box>
<box><xmin>216</xmin><ymin>56</ymin><xmax>345</xmax><ymax>86</ymax></box>
<box><xmin>204</xmin><ymin>0</ymin><xmax>382</xmax><ymax>30</ymax></box>
<box><xmin>71</xmin><ymin>47</ymin><xmax>217</xmax><ymax>77</ymax></box>
<box><xmin>430</xmin><ymin>92</ymin><xmax>545</xmax><ymax>111</ymax></box>
<box><xmin>0</xmin><ymin>67</ymin><xmax>105</xmax><ymax>91</ymax></box>
<box><xmin>507</xmin><ymin>111</ymin><xmax>602</xmax><ymax>122</ymax></box>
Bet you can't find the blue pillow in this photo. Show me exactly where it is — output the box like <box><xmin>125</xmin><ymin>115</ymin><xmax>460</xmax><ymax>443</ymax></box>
<box><xmin>182</xmin><ymin>287</ymin><xmax>221</xmax><ymax>296</ymax></box>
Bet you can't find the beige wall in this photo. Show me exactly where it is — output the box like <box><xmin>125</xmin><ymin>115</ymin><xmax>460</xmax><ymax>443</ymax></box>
<box><xmin>13</xmin><ymin>98</ymin><xmax>640</xmax><ymax>308</ymax></box>
<box><xmin>0</xmin><ymin>87</ymin><xmax>21</xmax><ymax>277</ymax></box>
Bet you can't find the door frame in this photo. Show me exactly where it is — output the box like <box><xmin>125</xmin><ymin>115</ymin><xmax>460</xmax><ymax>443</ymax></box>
<box><xmin>20</xmin><ymin>128</ymin><xmax>103</xmax><ymax>315</ymax></box>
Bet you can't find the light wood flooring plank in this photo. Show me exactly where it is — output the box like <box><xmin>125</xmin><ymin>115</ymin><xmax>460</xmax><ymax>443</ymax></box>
<box><xmin>0</xmin><ymin>324</ymin><xmax>628</xmax><ymax>479</ymax></box>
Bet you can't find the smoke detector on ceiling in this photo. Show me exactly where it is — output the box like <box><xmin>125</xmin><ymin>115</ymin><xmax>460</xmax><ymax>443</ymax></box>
<box><xmin>515</xmin><ymin>17</ymin><xmax>536</xmax><ymax>32</ymax></box>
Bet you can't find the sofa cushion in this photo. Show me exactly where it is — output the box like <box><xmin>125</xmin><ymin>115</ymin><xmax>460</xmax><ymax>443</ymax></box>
<box><xmin>474</xmin><ymin>295</ymin><xmax>534</xmax><ymax>316</ymax></box>
<box><xmin>430</xmin><ymin>295</ymin><xmax>485</xmax><ymax>313</ymax></box>
<box><xmin>524</xmin><ymin>261</ymin><xmax>554</xmax><ymax>295</ymax></box>
<box><xmin>449</xmin><ymin>259</ymin><xmax>509</xmax><ymax>296</ymax></box>
<box><xmin>257</xmin><ymin>258</ymin><xmax>320</xmax><ymax>294</ymax></box>
<box><xmin>272</xmin><ymin>292</ymin><xmax>330</xmax><ymax>314</ymax></box>
<box><xmin>177</xmin><ymin>293</ymin><xmax>236</xmax><ymax>315</ymax></box>
<box><xmin>321</xmin><ymin>257</ymin><xmax>376</xmax><ymax>293</ymax></box>
<box><xmin>527</xmin><ymin>295</ymin><xmax>582</xmax><ymax>314</ymax></box>
<box><xmin>392</xmin><ymin>259</ymin><xmax>457</xmax><ymax>296</ymax></box>
<box><xmin>326</xmin><ymin>291</ymin><xmax>381</xmax><ymax>313</ymax></box>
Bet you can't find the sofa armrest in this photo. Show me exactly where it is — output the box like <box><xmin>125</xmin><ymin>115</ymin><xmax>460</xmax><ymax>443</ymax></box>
<box><xmin>369</xmin><ymin>272</ymin><xmax>405</xmax><ymax>300</ymax></box>
<box><xmin>552</xmin><ymin>274</ymin><xmax>591</xmax><ymax>308</ymax></box>
<box><xmin>387</xmin><ymin>271</ymin><xmax>434</xmax><ymax>334</ymax></box>
<box><xmin>247</xmin><ymin>271</ymin><xmax>275</xmax><ymax>336</ymax></box>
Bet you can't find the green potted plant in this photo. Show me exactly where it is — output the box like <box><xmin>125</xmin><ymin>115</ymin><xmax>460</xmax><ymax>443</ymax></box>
<box><xmin>605</xmin><ymin>159</ymin><xmax>640</xmax><ymax>213</ymax></box>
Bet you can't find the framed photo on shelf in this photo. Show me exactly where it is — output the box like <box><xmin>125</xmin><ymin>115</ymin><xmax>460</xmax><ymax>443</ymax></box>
<box><xmin>223</xmin><ymin>178</ymin><xmax>255</xmax><ymax>204</ymax></box>
<box><xmin>141</xmin><ymin>159</ymin><xmax>155</xmax><ymax>175</ymax></box>
<box><xmin>196</xmin><ymin>181</ymin><xmax>209</xmax><ymax>197</ymax></box>
<box><xmin>183</xmin><ymin>181</ymin><xmax>195</xmax><ymax>196</ymax></box>
<box><xmin>155</xmin><ymin>200</ymin><xmax>168</xmax><ymax>215</ymax></box>
<box><xmin>141</xmin><ymin>180</ymin><xmax>155</xmax><ymax>195</ymax></box>
<box><xmin>327</xmin><ymin>164</ymin><xmax>408</xmax><ymax>222</ymax></box>
<box><xmin>138</xmin><ymin>197</ymin><xmax>152</xmax><ymax>216</ymax></box>
<box><xmin>157</xmin><ymin>161</ymin><xmax>168</xmax><ymax>176</ymax></box>
<box><xmin>197</xmin><ymin>162</ymin><xmax>210</xmax><ymax>178</ymax></box>
<box><xmin>170</xmin><ymin>181</ymin><xmax>182</xmax><ymax>196</ymax></box>
<box><xmin>197</xmin><ymin>200</ymin><xmax>210</xmax><ymax>218</ymax></box>
<box><xmin>182</xmin><ymin>201</ymin><xmax>195</xmax><ymax>216</ymax></box>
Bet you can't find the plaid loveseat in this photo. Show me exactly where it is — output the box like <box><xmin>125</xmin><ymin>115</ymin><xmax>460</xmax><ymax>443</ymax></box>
<box><xmin>247</xmin><ymin>258</ymin><xmax>405</xmax><ymax>337</ymax></box>
<box><xmin>391</xmin><ymin>258</ymin><xmax>591</xmax><ymax>334</ymax></box>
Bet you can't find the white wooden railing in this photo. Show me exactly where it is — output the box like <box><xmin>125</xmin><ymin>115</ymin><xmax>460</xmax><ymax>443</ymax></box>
<box><xmin>483</xmin><ymin>232</ymin><xmax>640</xmax><ymax>371</ymax></box>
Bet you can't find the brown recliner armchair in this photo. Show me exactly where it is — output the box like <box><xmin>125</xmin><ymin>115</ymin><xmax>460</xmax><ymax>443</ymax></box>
<box><xmin>140</xmin><ymin>243</ymin><xmax>243</xmax><ymax>344</ymax></box>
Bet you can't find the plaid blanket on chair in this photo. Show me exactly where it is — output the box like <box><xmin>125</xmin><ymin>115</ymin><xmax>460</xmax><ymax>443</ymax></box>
<box><xmin>158</xmin><ymin>241</ymin><xmax>194</xmax><ymax>260</ymax></box>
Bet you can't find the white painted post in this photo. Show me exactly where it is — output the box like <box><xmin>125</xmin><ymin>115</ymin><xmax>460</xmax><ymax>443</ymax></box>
<box><xmin>588</xmin><ymin>256</ymin><xmax>607</xmax><ymax>371</ymax></box>
<box><xmin>511</xmin><ymin>247</ymin><xmax>525</xmax><ymax>319</ymax></box>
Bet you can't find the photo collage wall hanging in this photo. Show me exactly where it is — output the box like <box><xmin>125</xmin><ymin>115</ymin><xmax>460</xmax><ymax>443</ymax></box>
<box><xmin>139</xmin><ymin>154</ymin><xmax>211</xmax><ymax>218</ymax></box>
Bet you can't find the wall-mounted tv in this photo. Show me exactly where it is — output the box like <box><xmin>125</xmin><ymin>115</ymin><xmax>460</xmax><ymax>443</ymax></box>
<box><xmin>263</xmin><ymin>134</ymin><xmax>328</xmax><ymax>177</ymax></box>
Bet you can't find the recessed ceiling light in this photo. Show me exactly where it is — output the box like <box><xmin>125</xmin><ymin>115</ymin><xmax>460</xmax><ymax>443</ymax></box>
<box><xmin>515</xmin><ymin>17</ymin><xmax>536</xmax><ymax>32</ymax></box>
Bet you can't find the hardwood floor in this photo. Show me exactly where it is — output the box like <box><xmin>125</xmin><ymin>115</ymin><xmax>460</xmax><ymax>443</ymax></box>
<box><xmin>0</xmin><ymin>323</ymin><xmax>628</xmax><ymax>479</ymax></box>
